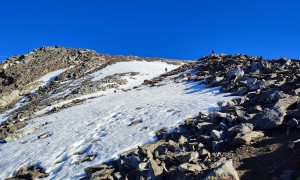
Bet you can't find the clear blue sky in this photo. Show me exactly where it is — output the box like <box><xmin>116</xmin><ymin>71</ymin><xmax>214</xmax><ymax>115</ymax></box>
<box><xmin>0</xmin><ymin>0</ymin><xmax>299</xmax><ymax>61</ymax></box>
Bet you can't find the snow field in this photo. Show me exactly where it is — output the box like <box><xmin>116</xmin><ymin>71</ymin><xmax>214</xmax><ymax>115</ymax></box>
<box><xmin>0</xmin><ymin>61</ymin><xmax>232</xmax><ymax>179</ymax></box>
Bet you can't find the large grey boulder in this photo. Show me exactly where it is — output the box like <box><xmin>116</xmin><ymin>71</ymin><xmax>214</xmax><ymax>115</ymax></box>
<box><xmin>251</xmin><ymin>107</ymin><xmax>286</xmax><ymax>129</ymax></box>
<box><xmin>226</xmin><ymin>68</ymin><xmax>244</xmax><ymax>83</ymax></box>
<box><xmin>256</xmin><ymin>89</ymin><xmax>285</xmax><ymax>104</ymax></box>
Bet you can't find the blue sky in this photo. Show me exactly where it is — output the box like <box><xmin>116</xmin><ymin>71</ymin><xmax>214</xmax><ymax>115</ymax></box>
<box><xmin>0</xmin><ymin>0</ymin><xmax>299</xmax><ymax>61</ymax></box>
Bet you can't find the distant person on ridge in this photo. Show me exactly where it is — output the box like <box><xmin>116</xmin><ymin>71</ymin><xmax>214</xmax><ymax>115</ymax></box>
<box><xmin>165</xmin><ymin>67</ymin><xmax>168</xmax><ymax>73</ymax></box>
<box><xmin>211</xmin><ymin>49</ymin><xmax>215</xmax><ymax>55</ymax></box>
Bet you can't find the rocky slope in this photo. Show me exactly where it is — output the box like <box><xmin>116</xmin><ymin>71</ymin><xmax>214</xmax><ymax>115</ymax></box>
<box><xmin>1</xmin><ymin>50</ymin><xmax>299</xmax><ymax>179</ymax></box>
<box><xmin>81</xmin><ymin>54</ymin><xmax>300</xmax><ymax>179</ymax></box>
<box><xmin>0</xmin><ymin>47</ymin><xmax>180</xmax><ymax>141</ymax></box>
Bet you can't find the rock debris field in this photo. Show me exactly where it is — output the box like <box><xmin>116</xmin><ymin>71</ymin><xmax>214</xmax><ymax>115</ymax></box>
<box><xmin>0</xmin><ymin>47</ymin><xmax>299</xmax><ymax>179</ymax></box>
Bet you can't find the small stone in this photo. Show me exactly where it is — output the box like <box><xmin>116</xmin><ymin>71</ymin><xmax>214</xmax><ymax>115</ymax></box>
<box><xmin>178</xmin><ymin>135</ymin><xmax>188</xmax><ymax>145</ymax></box>
<box><xmin>199</xmin><ymin>149</ymin><xmax>211</xmax><ymax>159</ymax></box>
<box><xmin>75</xmin><ymin>155</ymin><xmax>96</xmax><ymax>164</ymax></box>
<box><xmin>113</xmin><ymin>172</ymin><xmax>121</xmax><ymax>179</ymax></box>
<box><xmin>129</xmin><ymin>120</ymin><xmax>143</xmax><ymax>126</ymax></box>
<box><xmin>211</xmin><ymin>130</ymin><xmax>223</xmax><ymax>141</ymax></box>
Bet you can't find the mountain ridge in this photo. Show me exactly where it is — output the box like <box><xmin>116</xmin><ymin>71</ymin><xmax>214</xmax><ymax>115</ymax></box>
<box><xmin>0</xmin><ymin>47</ymin><xmax>299</xmax><ymax>179</ymax></box>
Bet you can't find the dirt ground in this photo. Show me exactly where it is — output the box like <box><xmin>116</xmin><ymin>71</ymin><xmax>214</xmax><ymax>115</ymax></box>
<box><xmin>220</xmin><ymin>126</ymin><xmax>300</xmax><ymax>180</ymax></box>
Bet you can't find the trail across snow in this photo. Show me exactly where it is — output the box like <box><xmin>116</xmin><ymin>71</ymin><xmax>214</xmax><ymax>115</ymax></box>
<box><xmin>0</xmin><ymin>61</ymin><xmax>232</xmax><ymax>179</ymax></box>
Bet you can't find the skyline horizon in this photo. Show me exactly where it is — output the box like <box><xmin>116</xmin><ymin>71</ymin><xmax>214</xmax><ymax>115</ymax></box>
<box><xmin>0</xmin><ymin>45</ymin><xmax>299</xmax><ymax>62</ymax></box>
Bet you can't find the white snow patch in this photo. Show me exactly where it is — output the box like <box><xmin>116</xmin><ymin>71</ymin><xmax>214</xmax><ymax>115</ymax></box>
<box><xmin>30</xmin><ymin>67</ymin><xmax>73</xmax><ymax>93</ymax></box>
<box><xmin>35</xmin><ymin>61</ymin><xmax>181</xmax><ymax>116</ymax></box>
<box><xmin>91</xmin><ymin>61</ymin><xmax>179</xmax><ymax>83</ymax></box>
<box><xmin>0</xmin><ymin>79</ymin><xmax>233</xmax><ymax>179</ymax></box>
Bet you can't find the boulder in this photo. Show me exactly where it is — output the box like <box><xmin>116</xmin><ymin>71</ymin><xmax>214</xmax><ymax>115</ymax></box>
<box><xmin>228</xmin><ymin>123</ymin><xmax>253</xmax><ymax>135</ymax></box>
<box><xmin>235</xmin><ymin>110</ymin><xmax>255</xmax><ymax>122</ymax></box>
<box><xmin>175</xmin><ymin>151</ymin><xmax>199</xmax><ymax>163</ymax></box>
<box><xmin>273</xmin><ymin>96</ymin><xmax>299</xmax><ymax>110</ymax></box>
<box><xmin>234</xmin><ymin>131</ymin><xmax>264</xmax><ymax>145</ymax></box>
<box><xmin>204</xmin><ymin>159</ymin><xmax>239</xmax><ymax>180</ymax></box>
<box><xmin>246</xmin><ymin>77</ymin><xmax>257</xmax><ymax>86</ymax></box>
<box><xmin>226</xmin><ymin>69</ymin><xmax>238</xmax><ymax>79</ymax></box>
<box><xmin>233</xmin><ymin>69</ymin><xmax>244</xmax><ymax>83</ymax></box>
<box><xmin>213</xmin><ymin>112</ymin><xmax>236</xmax><ymax>123</ymax></box>
<box><xmin>148</xmin><ymin>159</ymin><xmax>163</xmax><ymax>178</ymax></box>
<box><xmin>208</xmin><ymin>76</ymin><xmax>224</xmax><ymax>87</ymax></box>
<box><xmin>251</xmin><ymin>107</ymin><xmax>286</xmax><ymax>129</ymax></box>
<box><xmin>197</xmin><ymin>122</ymin><xmax>214</xmax><ymax>134</ymax></box>
<box><xmin>90</xmin><ymin>168</ymin><xmax>114</xmax><ymax>180</ymax></box>
<box><xmin>251</xmin><ymin>61</ymin><xmax>264</xmax><ymax>73</ymax></box>
<box><xmin>11</xmin><ymin>165</ymin><xmax>49</xmax><ymax>179</ymax></box>
<box><xmin>246</xmin><ymin>105</ymin><xmax>262</xmax><ymax>114</ymax></box>
<box><xmin>256</xmin><ymin>89</ymin><xmax>285</xmax><ymax>104</ymax></box>
<box><xmin>75</xmin><ymin>155</ymin><xmax>96</xmax><ymax>164</ymax></box>
<box><xmin>249</xmin><ymin>80</ymin><xmax>270</xmax><ymax>91</ymax></box>
<box><xmin>84</xmin><ymin>164</ymin><xmax>109</xmax><ymax>175</ymax></box>
<box><xmin>178</xmin><ymin>163</ymin><xmax>202</xmax><ymax>173</ymax></box>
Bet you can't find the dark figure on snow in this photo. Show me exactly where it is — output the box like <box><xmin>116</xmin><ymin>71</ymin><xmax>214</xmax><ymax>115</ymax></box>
<box><xmin>165</xmin><ymin>67</ymin><xmax>168</xmax><ymax>73</ymax></box>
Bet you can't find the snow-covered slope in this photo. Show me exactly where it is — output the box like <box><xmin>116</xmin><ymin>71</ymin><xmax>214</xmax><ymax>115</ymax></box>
<box><xmin>0</xmin><ymin>60</ymin><xmax>232</xmax><ymax>179</ymax></box>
